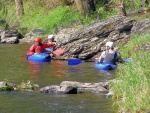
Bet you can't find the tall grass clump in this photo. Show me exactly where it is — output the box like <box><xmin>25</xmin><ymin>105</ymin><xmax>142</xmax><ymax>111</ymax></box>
<box><xmin>110</xmin><ymin>33</ymin><xmax>150</xmax><ymax>113</ymax></box>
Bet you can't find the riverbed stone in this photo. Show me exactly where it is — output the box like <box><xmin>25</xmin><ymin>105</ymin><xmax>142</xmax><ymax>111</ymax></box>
<box><xmin>40</xmin><ymin>85</ymin><xmax>77</xmax><ymax>94</ymax></box>
<box><xmin>40</xmin><ymin>81</ymin><xmax>110</xmax><ymax>94</ymax></box>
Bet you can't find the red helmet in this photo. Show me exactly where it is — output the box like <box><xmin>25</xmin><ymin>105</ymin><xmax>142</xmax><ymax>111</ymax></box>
<box><xmin>34</xmin><ymin>37</ymin><xmax>42</xmax><ymax>43</ymax></box>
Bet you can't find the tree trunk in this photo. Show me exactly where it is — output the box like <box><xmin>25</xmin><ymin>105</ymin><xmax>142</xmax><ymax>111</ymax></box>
<box><xmin>75</xmin><ymin>0</ymin><xmax>96</xmax><ymax>16</ymax></box>
<box><xmin>15</xmin><ymin>0</ymin><xmax>24</xmax><ymax>17</ymax></box>
<box><xmin>118</xmin><ymin>0</ymin><xmax>127</xmax><ymax>16</ymax></box>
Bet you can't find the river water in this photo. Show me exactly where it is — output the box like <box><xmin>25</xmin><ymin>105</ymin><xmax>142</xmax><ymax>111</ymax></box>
<box><xmin>0</xmin><ymin>44</ymin><xmax>116</xmax><ymax>113</ymax></box>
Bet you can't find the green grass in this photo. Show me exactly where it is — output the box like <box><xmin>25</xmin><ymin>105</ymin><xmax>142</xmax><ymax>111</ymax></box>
<box><xmin>110</xmin><ymin>33</ymin><xmax>150</xmax><ymax>113</ymax></box>
<box><xmin>111</xmin><ymin>0</ymin><xmax>142</xmax><ymax>11</ymax></box>
<box><xmin>1</xmin><ymin>0</ymin><xmax>95</xmax><ymax>36</ymax></box>
<box><xmin>119</xmin><ymin>33</ymin><xmax>150</xmax><ymax>58</ymax></box>
<box><xmin>1</xmin><ymin>0</ymin><xmax>148</xmax><ymax>36</ymax></box>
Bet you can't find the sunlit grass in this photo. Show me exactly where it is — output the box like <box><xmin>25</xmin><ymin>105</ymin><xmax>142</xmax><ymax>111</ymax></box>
<box><xmin>3</xmin><ymin>3</ymin><xmax>92</xmax><ymax>36</ymax></box>
<box><xmin>119</xmin><ymin>33</ymin><xmax>150</xmax><ymax>58</ymax></box>
<box><xmin>110</xmin><ymin>33</ymin><xmax>150</xmax><ymax>113</ymax></box>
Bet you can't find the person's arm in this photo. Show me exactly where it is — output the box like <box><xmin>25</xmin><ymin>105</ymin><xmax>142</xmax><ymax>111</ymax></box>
<box><xmin>115</xmin><ymin>53</ymin><xmax>124</xmax><ymax>63</ymax></box>
<box><xmin>43</xmin><ymin>43</ymin><xmax>56</xmax><ymax>48</ymax></box>
<box><xmin>27</xmin><ymin>45</ymin><xmax>36</xmax><ymax>56</ymax></box>
<box><xmin>98</xmin><ymin>51</ymin><xmax>106</xmax><ymax>64</ymax></box>
<box><xmin>98</xmin><ymin>57</ymin><xmax>104</xmax><ymax>64</ymax></box>
<box><xmin>49</xmin><ymin>41</ymin><xmax>56</xmax><ymax>45</ymax></box>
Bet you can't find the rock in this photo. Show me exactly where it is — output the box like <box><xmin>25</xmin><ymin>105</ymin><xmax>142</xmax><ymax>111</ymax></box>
<box><xmin>40</xmin><ymin>85</ymin><xmax>77</xmax><ymax>94</ymax></box>
<box><xmin>1</xmin><ymin>30</ymin><xmax>23</xmax><ymax>44</ymax></box>
<box><xmin>91</xmin><ymin>86</ymin><xmax>109</xmax><ymax>94</ymax></box>
<box><xmin>19</xmin><ymin>29</ymin><xmax>48</xmax><ymax>43</ymax></box>
<box><xmin>53</xmin><ymin>16</ymin><xmax>135</xmax><ymax>60</ymax></box>
<box><xmin>40</xmin><ymin>81</ymin><xmax>110</xmax><ymax>94</ymax></box>
<box><xmin>61</xmin><ymin>81</ymin><xmax>109</xmax><ymax>94</ymax></box>
<box><xmin>131</xmin><ymin>18</ymin><xmax>150</xmax><ymax>34</ymax></box>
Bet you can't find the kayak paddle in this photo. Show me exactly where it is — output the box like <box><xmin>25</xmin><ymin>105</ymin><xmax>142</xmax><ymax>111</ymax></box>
<box><xmin>123</xmin><ymin>58</ymin><xmax>133</xmax><ymax>63</ymax></box>
<box><xmin>68</xmin><ymin>58</ymin><xmax>84</xmax><ymax>66</ymax></box>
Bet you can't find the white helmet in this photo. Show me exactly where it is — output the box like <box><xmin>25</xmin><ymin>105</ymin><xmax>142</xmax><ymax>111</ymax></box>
<box><xmin>106</xmin><ymin>41</ymin><xmax>114</xmax><ymax>48</ymax></box>
<box><xmin>48</xmin><ymin>34</ymin><xmax>54</xmax><ymax>39</ymax></box>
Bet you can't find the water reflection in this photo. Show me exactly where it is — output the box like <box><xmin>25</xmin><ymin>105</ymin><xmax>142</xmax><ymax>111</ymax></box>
<box><xmin>68</xmin><ymin>67</ymin><xmax>81</xmax><ymax>75</ymax></box>
<box><xmin>96</xmin><ymin>69</ymin><xmax>116</xmax><ymax>81</ymax></box>
<box><xmin>50</xmin><ymin>60</ymin><xmax>65</xmax><ymax>78</ymax></box>
<box><xmin>27</xmin><ymin>61</ymin><xmax>45</xmax><ymax>75</ymax></box>
<box><xmin>0</xmin><ymin>44</ymin><xmax>115</xmax><ymax>113</ymax></box>
<box><xmin>97</xmin><ymin>69</ymin><xmax>115</xmax><ymax>75</ymax></box>
<box><xmin>27</xmin><ymin>61</ymin><xmax>46</xmax><ymax>83</ymax></box>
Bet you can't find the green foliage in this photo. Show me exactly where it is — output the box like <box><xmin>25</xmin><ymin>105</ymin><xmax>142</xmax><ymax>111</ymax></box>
<box><xmin>110</xmin><ymin>33</ymin><xmax>150</xmax><ymax>113</ymax></box>
<box><xmin>1</xmin><ymin>0</ymin><xmax>147</xmax><ymax>36</ymax></box>
<box><xmin>96</xmin><ymin>6</ymin><xmax>117</xmax><ymax>20</ymax></box>
<box><xmin>3</xmin><ymin>1</ymin><xmax>91</xmax><ymax>35</ymax></box>
<box><xmin>18</xmin><ymin>80</ymin><xmax>39</xmax><ymax>91</ymax></box>
<box><xmin>0</xmin><ymin>1</ymin><xmax>8</xmax><ymax>18</ymax></box>
<box><xmin>0</xmin><ymin>79</ymin><xmax>14</xmax><ymax>91</ymax></box>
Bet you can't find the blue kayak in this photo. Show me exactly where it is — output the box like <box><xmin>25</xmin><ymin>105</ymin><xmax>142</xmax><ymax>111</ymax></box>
<box><xmin>95</xmin><ymin>61</ymin><xmax>117</xmax><ymax>70</ymax></box>
<box><xmin>26</xmin><ymin>53</ymin><xmax>51</xmax><ymax>63</ymax></box>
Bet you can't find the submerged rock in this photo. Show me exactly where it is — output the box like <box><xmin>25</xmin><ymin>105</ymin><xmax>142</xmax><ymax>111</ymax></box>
<box><xmin>40</xmin><ymin>85</ymin><xmax>77</xmax><ymax>94</ymax></box>
<box><xmin>40</xmin><ymin>81</ymin><xmax>110</xmax><ymax>95</ymax></box>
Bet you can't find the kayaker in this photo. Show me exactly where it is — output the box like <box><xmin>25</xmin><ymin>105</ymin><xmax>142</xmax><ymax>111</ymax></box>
<box><xmin>98</xmin><ymin>41</ymin><xmax>124</xmax><ymax>64</ymax></box>
<box><xmin>48</xmin><ymin>34</ymin><xmax>56</xmax><ymax>45</ymax></box>
<box><xmin>27</xmin><ymin>37</ymin><xmax>56</xmax><ymax>56</ymax></box>
<box><xmin>47</xmin><ymin>34</ymin><xmax>57</xmax><ymax>51</ymax></box>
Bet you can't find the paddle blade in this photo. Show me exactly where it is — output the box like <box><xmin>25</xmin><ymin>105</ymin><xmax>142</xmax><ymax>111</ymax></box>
<box><xmin>52</xmin><ymin>49</ymin><xmax>65</xmax><ymax>55</ymax></box>
<box><xmin>123</xmin><ymin>58</ymin><xmax>133</xmax><ymax>63</ymax></box>
<box><xmin>68</xmin><ymin>59</ymin><xmax>82</xmax><ymax>66</ymax></box>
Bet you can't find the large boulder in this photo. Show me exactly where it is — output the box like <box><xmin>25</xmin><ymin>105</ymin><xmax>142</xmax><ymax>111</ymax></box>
<box><xmin>54</xmin><ymin>16</ymin><xmax>135</xmax><ymax>60</ymax></box>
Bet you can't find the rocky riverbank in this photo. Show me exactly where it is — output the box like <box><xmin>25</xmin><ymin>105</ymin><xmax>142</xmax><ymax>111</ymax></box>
<box><xmin>1</xmin><ymin>15</ymin><xmax>150</xmax><ymax>61</ymax></box>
